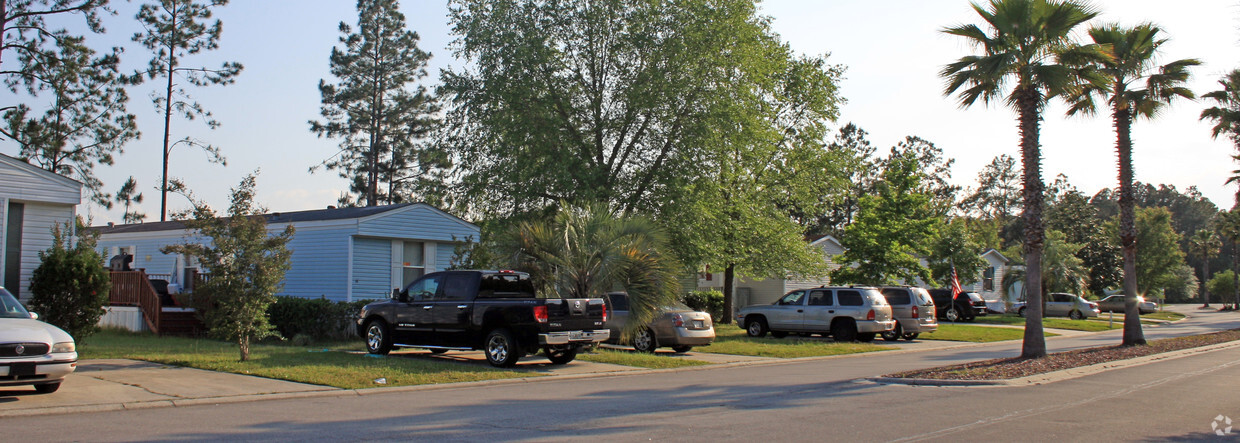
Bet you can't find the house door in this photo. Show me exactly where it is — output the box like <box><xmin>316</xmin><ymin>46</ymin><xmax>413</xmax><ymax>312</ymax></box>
<box><xmin>3</xmin><ymin>203</ymin><xmax>23</xmax><ymax>297</ymax></box>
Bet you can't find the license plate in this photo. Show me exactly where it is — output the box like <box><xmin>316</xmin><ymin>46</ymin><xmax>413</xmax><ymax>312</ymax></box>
<box><xmin>10</xmin><ymin>363</ymin><xmax>35</xmax><ymax>377</ymax></box>
<box><xmin>569</xmin><ymin>331</ymin><xmax>585</xmax><ymax>340</ymax></box>
<box><xmin>693</xmin><ymin>320</ymin><xmax>704</xmax><ymax>328</ymax></box>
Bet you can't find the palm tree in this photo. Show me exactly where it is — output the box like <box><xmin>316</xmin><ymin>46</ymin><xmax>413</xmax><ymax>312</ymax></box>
<box><xmin>1216</xmin><ymin>209</ymin><xmax>1240</xmax><ymax>309</ymax></box>
<box><xmin>509</xmin><ymin>203</ymin><xmax>681</xmax><ymax>339</ymax></box>
<box><xmin>941</xmin><ymin>0</ymin><xmax>1099</xmax><ymax>359</ymax></box>
<box><xmin>1065</xmin><ymin>23</ymin><xmax>1198</xmax><ymax>346</ymax></box>
<box><xmin>1201</xmin><ymin>69</ymin><xmax>1240</xmax><ymax>205</ymax></box>
<box><xmin>1190</xmin><ymin>229</ymin><xmax>1221</xmax><ymax>307</ymax></box>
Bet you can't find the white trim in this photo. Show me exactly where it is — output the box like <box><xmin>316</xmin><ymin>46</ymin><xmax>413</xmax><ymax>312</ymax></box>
<box><xmin>424</xmin><ymin>242</ymin><xmax>437</xmax><ymax>272</ymax></box>
<box><xmin>390</xmin><ymin>240</ymin><xmax>402</xmax><ymax>293</ymax></box>
<box><xmin>346</xmin><ymin>236</ymin><xmax>354</xmax><ymax>302</ymax></box>
<box><xmin>357</xmin><ymin>203</ymin><xmax>478</xmax><ymax>233</ymax></box>
<box><xmin>0</xmin><ymin>197</ymin><xmax>6</xmax><ymax>288</ymax></box>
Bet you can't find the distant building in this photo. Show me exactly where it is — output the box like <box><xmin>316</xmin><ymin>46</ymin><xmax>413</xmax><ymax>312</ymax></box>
<box><xmin>0</xmin><ymin>153</ymin><xmax>83</xmax><ymax>299</ymax></box>
<box><xmin>92</xmin><ymin>203</ymin><xmax>479</xmax><ymax>303</ymax></box>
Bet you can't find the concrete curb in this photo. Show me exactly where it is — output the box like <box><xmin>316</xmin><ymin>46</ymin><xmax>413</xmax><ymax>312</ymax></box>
<box><xmin>868</xmin><ymin>338</ymin><xmax>1240</xmax><ymax>387</ymax></box>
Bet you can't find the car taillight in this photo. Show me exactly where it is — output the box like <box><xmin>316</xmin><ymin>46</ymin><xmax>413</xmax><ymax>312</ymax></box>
<box><xmin>601</xmin><ymin>303</ymin><xmax>608</xmax><ymax>322</ymax></box>
<box><xmin>867</xmin><ymin>309</ymin><xmax>876</xmax><ymax>321</ymax></box>
<box><xmin>911</xmin><ymin>305</ymin><xmax>919</xmax><ymax>319</ymax></box>
<box><xmin>672</xmin><ymin>313</ymin><xmax>684</xmax><ymax>327</ymax></box>
<box><xmin>534</xmin><ymin>305</ymin><xmax>548</xmax><ymax>323</ymax></box>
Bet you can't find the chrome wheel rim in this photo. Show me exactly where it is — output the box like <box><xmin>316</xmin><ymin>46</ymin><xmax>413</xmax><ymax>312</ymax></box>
<box><xmin>487</xmin><ymin>334</ymin><xmax>509</xmax><ymax>363</ymax></box>
<box><xmin>946</xmin><ymin>309</ymin><xmax>960</xmax><ymax>321</ymax></box>
<box><xmin>747</xmin><ymin>322</ymin><xmax>761</xmax><ymax>336</ymax></box>
<box><xmin>366</xmin><ymin>324</ymin><xmax>382</xmax><ymax>351</ymax></box>
<box><xmin>635</xmin><ymin>329</ymin><xmax>653</xmax><ymax>350</ymax></box>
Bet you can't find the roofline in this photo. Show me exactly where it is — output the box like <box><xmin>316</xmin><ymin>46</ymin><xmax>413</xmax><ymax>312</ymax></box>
<box><xmin>0</xmin><ymin>152</ymin><xmax>84</xmax><ymax>189</ymax></box>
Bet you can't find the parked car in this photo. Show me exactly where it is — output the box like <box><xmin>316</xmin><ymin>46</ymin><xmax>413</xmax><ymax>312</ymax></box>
<box><xmin>1096</xmin><ymin>295</ymin><xmax>1158</xmax><ymax>314</ymax></box>
<box><xmin>0</xmin><ymin>286</ymin><xmax>77</xmax><ymax>393</ymax></box>
<box><xmin>357</xmin><ymin>270</ymin><xmax>610</xmax><ymax>367</ymax></box>
<box><xmin>1011</xmin><ymin>293</ymin><xmax>1100</xmax><ymax>320</ymax></box>
<box><xmin>878</xmin><ymin>286</ymin><xmax>938</xmax><ymax>341</ymax></box>
<box><xmin>736</xmin><ymin>286</ymin><xmax>895</xmax><ymax>342</ymax></box>
<box><xmin>602</xmin><ymin>292</ymin><xmax>714</xmax><ymax>353</ymax></box>
<box><xmin>926</xmin><ymin>289</ymin><xmax>988</xmax><ymax>322</ymax></box>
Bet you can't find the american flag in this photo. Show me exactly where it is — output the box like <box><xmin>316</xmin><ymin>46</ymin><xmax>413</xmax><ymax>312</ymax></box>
<box><xmin>950</xmin><ymin>265</ymin><xmax>964</xmax><ymax>300</ymax></box>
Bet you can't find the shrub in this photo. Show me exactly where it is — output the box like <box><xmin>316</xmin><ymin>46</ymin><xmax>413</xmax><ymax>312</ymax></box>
<box><xmin>28</xmin><ymin>221</ymin><xmax>110</xmax><ymax>341</ymax></box>
<box><xmin>1208</xmin><ymin>270</ymin><xmax>1237</xmax><ymax>305</ymax></box>
<box><xmin>267</xmin><ymin>296</ymin><xmax>370</xmax><ymax>341</ymax></box>
<box><xmin>682</xmin><ymin>290</ymin><xmax>724</xmax><ymax>320</ymax></box>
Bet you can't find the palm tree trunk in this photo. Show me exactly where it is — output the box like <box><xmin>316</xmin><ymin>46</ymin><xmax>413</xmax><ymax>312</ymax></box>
<box><xmin>722</xmin><ymin>263</ymin><xmax>735</xmax><ymax>324</ymax></box>
<box><xmin>1233</xmin><ymin>240</ymin><xmax>1239</xmax><ymax>309</ymax></box>
<box><xmin>1017</xmin><ymin>86</ymin><xmax>1046</xmax><ymax>359</ymax></box>
<box><xmin>1115</xmin><ymin>105</ymin><xmax>1145</xmax><ymax>346</ymax></box>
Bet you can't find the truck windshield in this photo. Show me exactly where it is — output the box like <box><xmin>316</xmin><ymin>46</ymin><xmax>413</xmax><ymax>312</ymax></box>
<box><xmin>478</xmin><ymin>273</ymin><xmax>537</xmax><ymax>298</ymax></box>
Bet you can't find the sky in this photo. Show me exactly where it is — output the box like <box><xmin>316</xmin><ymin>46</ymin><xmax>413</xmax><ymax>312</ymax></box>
<box><xmin>5</xmin><ymin>0</ymin><xmax>1240</xmax><ymax>225</ymax></box>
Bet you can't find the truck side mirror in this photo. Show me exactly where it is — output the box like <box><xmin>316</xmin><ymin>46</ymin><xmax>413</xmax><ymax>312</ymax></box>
<box><xmin>392</xmin><ymin>288</ymin><xmax>408</xmax><ymax>302</ymax></box>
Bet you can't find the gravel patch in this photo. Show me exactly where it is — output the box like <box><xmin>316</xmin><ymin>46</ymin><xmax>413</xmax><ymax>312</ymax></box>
<box><xmin>884</xmin><ymin>329</ymin><xmax>1240</xmax><ymax>380</ymax></box>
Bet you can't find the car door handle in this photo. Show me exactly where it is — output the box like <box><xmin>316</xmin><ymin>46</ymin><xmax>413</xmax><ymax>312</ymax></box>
<box><xmin>456</xmin><ymin>305</ymin><xmax>468</xmax><ymax>309</ymax></box>
<box><xmin>828</xmin><ymin>310</ymin><xmax>834</xmax><ymax>314</ymax></box>
<box><xmin>797</xmin><ymin>309</ymin><xmax>803</xmax><ymax>313</ymax></box>
<box><xmin>422</xmin><ymin>305</ymin><xmax>433</xmax><ymax>310</ymax></box>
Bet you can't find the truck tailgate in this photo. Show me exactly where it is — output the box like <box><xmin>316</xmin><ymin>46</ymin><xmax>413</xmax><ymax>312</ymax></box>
<box><xmin>544</xmin><ymin>298</ymin><xmax>607</xmax><ymax>331</ymax></box>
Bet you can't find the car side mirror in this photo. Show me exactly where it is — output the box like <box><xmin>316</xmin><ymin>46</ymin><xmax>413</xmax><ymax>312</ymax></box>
<box><xmin>28</xmin><ymin>312</ymin><xmax>38</xmax><ymax>320</ymax></box>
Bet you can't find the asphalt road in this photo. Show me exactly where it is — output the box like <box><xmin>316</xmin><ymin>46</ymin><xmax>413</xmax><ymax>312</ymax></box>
<box><xmin>11</xmin><ymin>306</ymin><xmax>1240</xmax><ymax>442</ymax></box>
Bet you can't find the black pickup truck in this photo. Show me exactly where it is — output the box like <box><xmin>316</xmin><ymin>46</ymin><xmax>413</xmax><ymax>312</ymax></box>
<box><xmin>357</xmin><ymin>270</ymin><xmax>610</xmax><ymax>367</ymax></box>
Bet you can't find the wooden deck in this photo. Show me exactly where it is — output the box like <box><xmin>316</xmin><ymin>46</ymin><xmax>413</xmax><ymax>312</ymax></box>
<box><xmin>108</xmin><ymin>270</ymin><xmax>205</xmax><ymax>336</ymax></box>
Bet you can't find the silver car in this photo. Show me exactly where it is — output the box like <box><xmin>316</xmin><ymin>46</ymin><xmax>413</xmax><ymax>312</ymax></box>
<box><xmin>603</xmin><ymin>292</ymin><xmax>714</xmax><ymax>353</ymax></box>
<box><xmin>0</xmin><ymin>286</ymin><xmax>77</xmax><ymax>393</ymax></box>
<box><xmin>879</xmin><ymin>286</ymin><xmax>938</xmax><ymax>341</ymax></box>
<box><xmin>736</xmin><ymin>286</ymin><xmax>895</xmax><ymax>342</ymax></box>
<box><xmin>1012</xmin><ymin>293</ymin><xmax>1100</xmax><ymax>320</ymax></box>
<box><xmin>1096</xmin><ymin>295</ymin><xmax>1157</xmax><ymax>314</ymax></box>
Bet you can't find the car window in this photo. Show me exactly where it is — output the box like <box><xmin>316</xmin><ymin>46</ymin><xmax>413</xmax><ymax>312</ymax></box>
<box><xmin>778</xmin><ymin>291</ymin><xmax>806</xmax><ymax>306</ymax></box>
<box><xmin>478</xmin><ymin>273</ymin><xmax>537</xmax><ymax>298</ymax></box>
<box><xmin>608</xmin><ymin>293</ymin><xmax>631</xmax><ymax>311</ymax></box>
<box><xmin>0</xmin><ymin>288</ymin><xmax>30</xmax><ymax>319</ymax></box>
<box><xmin>881</xmin><ymin>288</ymin><xmax>911</xmax><ymax>305</ymax></box>
<box><xmin>913</xmin><ymin>288</ymin><xmax>934</xmax><ymax>305</ymax></box>
<box><xmin>808</xmin><ymin>290</ymin><xmax>832</xmax><ymax>306</ymax></box>
<box><xmin>405</xmin><ymin>275</ymin><xmax>442</xmax><ymax>301</ymax></box>
<box><xmin>837</xmin><ymin>290</ymin><xmax>864</xmax><ymax>306</ymax></box>
<box><xmin>440</xmin><ymin>274</ymin><xmax>474</xmax><ymax>300</ymax></box>
<box><xmin>1052</xmin><ymin>293</ymin><xmax>1069</xmax><ymax>303</ymax></box>
<box><xmin>863</xmin><ymin>289</ymin><xmax>887</xmax><ymax>306</ymax></box>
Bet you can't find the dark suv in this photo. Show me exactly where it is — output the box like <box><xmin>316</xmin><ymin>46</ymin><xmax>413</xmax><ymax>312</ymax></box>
<box><xmin>926</xmin><ymin>289</ymin><xmax>987</xmax><ymax>322</ymax></box>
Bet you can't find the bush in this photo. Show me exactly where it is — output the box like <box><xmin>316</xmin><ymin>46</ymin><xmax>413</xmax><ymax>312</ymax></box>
<box><xmin>1208</xmin><ymin>270</ymin><xmax>1238</xmax><ymax>305</ymax></box>
<box><xmin>267</xmin><ymin>296</ymin><xmax>370</xmax><ymax>341</ymax></box>
<box><xmin>682</xmin><ymin>290</ymin><xmax>724</xmax><ymax>320</ymax></box>
<box><xmin>28</xmin><ymin>222</ymin><xmax>110</xmax><ymax>341</ymax></box>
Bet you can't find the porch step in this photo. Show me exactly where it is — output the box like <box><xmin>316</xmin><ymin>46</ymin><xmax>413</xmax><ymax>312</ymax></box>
<box><xmin>159</xmin><ymin>311</ymin><xmax>206</xmax><ymax>337</ymax></box>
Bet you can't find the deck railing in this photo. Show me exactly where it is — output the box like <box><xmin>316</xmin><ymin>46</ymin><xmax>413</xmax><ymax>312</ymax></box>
<box><xmin>108</xmin><ymin>270</ymin><xmax>161</xmax><ymax>333</ymax></box>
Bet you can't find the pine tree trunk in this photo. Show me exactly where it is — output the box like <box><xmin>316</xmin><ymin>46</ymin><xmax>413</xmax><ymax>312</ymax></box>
<box><xmin>239</xmin><ymin>335</ymin><xmax>250</xmax><ymax>362</ymax></box>
<box><xmin>1115</xmin><ymin>103</ymin><xmax>1145</xmax><ymax>346</ymax></box>
<box><xmin>722</xmin><ymin>264</ymin><xmax>735</xmax><ymax>324</ymax></box>
<box><xmin>159</xmin><ymin>11</ymin><xmax>180</xmax><ymax>222</ymax></box>
<box><xmin>1016</xmin><ymin>86</ymin><xmax>1046</xmax><ymax>359</ymax></box>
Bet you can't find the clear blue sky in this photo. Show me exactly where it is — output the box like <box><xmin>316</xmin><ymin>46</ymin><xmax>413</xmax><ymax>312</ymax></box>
<box><xmin>5</xmin><ymin>0</ymin><xmax>1238</xmax><ymax>224</ymax></box>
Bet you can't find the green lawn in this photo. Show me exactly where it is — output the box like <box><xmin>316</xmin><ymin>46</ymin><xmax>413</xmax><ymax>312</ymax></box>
<box><xmin>917</xmin><ymin>323</ymin><xmax>1057</xmax><ymax>342</ymax></box>
<box><xmin>707</xmin><ymin>324</ymin><xmax>895</xmax><ymax>358</ymax></box>
<box><xmin>576</xmin><ymin>348</ymin><xmax>713</xmax><ymax>369</ymax></box>
<box><xmin>969</xmin><ymin>315</ymin><xmax>1120</xmax><ymax>331</ymax></box>
<box><xmin>80</xmin><ymin>329</ymin><xmax>532</xmax><ymax>389</ymax></box>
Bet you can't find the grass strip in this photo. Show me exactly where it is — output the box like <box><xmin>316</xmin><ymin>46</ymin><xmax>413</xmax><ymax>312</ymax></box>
<box><xmin>705</xmin><ymin>325</ymin><xmax>894</xmax><ymax>358</ymax></box>
<box><xmin>576</xmin><ymin>349</ymin><xmax>713</xmax><ymax>369</ymax></box>
<box><xmin>918</xmin><ymin>323</ymin><xmax>1056</xmax><ymax>342</ymax></box>
<box><xmin>80</xmin><ymin>329</ymin><xmax>531</xmax><ymax>389</ymax></box>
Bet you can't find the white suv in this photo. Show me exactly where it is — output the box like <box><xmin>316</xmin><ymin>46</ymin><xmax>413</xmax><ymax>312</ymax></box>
<box><xmin>737</xmin><ymin>286</ymin><xmax>895</xmax><ymax>342</ymax></box>
<box><xmin>0</xmin><ymin>287</ymin><xmax>77</xmax><ymax>393</ymax></box>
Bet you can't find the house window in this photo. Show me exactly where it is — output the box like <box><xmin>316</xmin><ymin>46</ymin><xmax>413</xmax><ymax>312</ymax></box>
<box><xmin>401</xmin><ymin>241</ymin><xmax>425</xmax><ymax>288</ymax></box>
<box><xmin>983</xmin><ymin>267</ymin><xmax>995</xmax><ymax>292</ymax></box>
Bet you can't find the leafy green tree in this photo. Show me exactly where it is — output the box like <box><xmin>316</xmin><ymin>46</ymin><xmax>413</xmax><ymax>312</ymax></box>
<box><xmin>1041</xmin><ymin>230</ymin><xmax>1088</xmax><ymax>294</ymax></box>
<box><xmin>1216</xmin><ymin>209</ymin><xmax>1240</xmax><ymax>307</ymax></box>
<box><xmin>803</xmin><ymin>124</ymin><xmax>880</xmax><ymax>237</ymax></box>
<box><xmin>132</xmin><ymin>0</ymin><xmax>241</xmax><ymax>221</ymax></box>
<box><xmin>504</xmin><ymin>203</ymin><xmax>679</xmax><ymax>339</ymax></box>
<box><xmin>1046</xmin><ymin>185</ymin><xmax>1120</xmax><ymax>296</ymax></box>
<box><xmin>1117</xmin><ymin>206</ymin><xmax>1186</xmax><ymax>300</ymax></box>
<box><xmin>310</xmin><ymin>0</ymin><xmax>441</xmax><ymax>207</ymax></box>
<box><xmin>162</xmin><ymin>174</ymin><xmax>293</xmax><ymax>361</ymax></box>
<box><xmin>2</xmin><ymin>1</ymin><xmax>139</xmax><ymax>207</ymax></box>
<box><xmin>1162</xmin><ymin>264</ymin><xmax>1198</xmax><ymax>304</ymax></box>
<box><xmin>1208</xmin><ymin>270</ymin><xmax>1237</xmax><ymax>305</ymax></box>
<box><xmin>962</xmin><ymin>154</ymin><xmax>1021</xmax><ymax>221</ymax></box>
<box><xmin>831</xmin><ymin>149</ymin><xmax>940</xmax><ymax>286</ymax></box>
<box><xmin>115</xmin><ymin>176</ymin><xmax>146</xmax><ymax>223</ymax></box>
<box><xmin>941</xmin><ymin>0</ymin><xmax>1099</xmax><ymax>358</ymax></box>
<box><xmin>28</xmin><ymin>220</ymin><xmax>110</xmax><ymax>341</ymax></box>
<box><xmin>1067</xmin><ymin>23</ymin><xmax>1197</xmax><ymax>345</ymax></box>
<box><xmin>1190</xmin><ymin>229</ymin><xmax>1221</xmax><ymax>306</ymax></box>
<box><xmin>927</xmin><ymin>218</ymin><xmax>986</xmax><ymax>287</ymax></box>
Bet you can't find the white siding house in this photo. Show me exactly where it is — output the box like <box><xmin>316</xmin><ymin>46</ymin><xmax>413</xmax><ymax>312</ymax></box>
<box><xmin>0</xmin><ymin>154</ymin><xmax>82</xmax><ymax>300</ymax></box>
<box><xmin>93</xmin><ymin>203</ymin><xmax>479</xmax><ymax>303</ymax></box>
<box><xmin>697</xmin><ymin>235</ymin><xmax>844</xmax><ymax>308</ymax></box>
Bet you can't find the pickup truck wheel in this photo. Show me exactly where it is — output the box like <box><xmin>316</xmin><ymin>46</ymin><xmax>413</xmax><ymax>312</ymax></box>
<box><xmin>745</xmin><ymin>318</ymin><xmax>769</xmax><ymax>338</ymax></box>
<box><xmin>945</xmin><ymin>308</ymin><xmax>960</xmax><ymax>322</ymax></box>
<box><xmin>882</xmin><ymin>324</ymin><xmax>902</xmax><ymax>342</ymax></box>
<box><xmin>1018</xmin><ymin>307</ymin><xmax>1027</xmax><ymax>318</ymax></box>
<box><xmin>902</xmin><ymin>332</ymin><xmax>920</xmax><ymax>340</ymax></box>
<box><xmin>365</xmin><ymin>320</ymin><xmax>393</xmax><ymax>355</ymax></box>
<box><xmin>484</xmin><ymin>328</ymin><xmax>521</xmax><ymax>367</ymax></box>
<box><xmin>831</xmin><ymin>320</ymin><xmax>858</xmax><ymax>342</ymax></box>
<box><xmin>960</xmin><ymin>305</ymin><xmax>977</xmax><ymax>322</ymax></box>
<box><xmin>672</xmin><ymin>346</ymin><xmax>693</xmax><ymax>353</ymax></box>
<box><xmin>633</xmin><ymin>328</ymin><xmax>657</xmax><ymax>353</ymax></box>
<box><xmin>544</xmin><ymin>347</ymin><xmax>577</xmax><ymax>365</ymax></box>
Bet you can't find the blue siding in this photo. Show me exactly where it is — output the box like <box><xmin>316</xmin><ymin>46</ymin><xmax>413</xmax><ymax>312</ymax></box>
<box><xmin>281</xmin><ymin>226</ymin><xmax>350</xmax><ymax>300</ymax></box>
<box><xmin>351</xmin><ymin>238</ymin><xmax>392</xmax><ymax>302</ymax></box>
<box><xmin>436</xmin><ymin>243</ymin><xmax>457</xmax><ymax>271</ymax></box>
<box><xmin>357</xmin><ymin>205</ymin><xmax>478</xmax><ymax>242</ymax></box>
<box><xmin>97</xmin><ymin>233</ymin><xmax>202</xmax><ymax>279</ymax></box>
